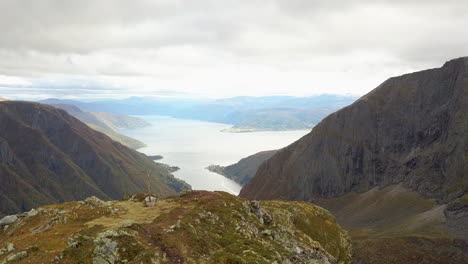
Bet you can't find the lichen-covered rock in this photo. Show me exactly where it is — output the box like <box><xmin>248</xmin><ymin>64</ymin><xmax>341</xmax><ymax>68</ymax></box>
<box><xmin>6</xmin><ymin>251</ymin><xmax>27</xmax><ymax>262</ymax></box>
<box><xmin>0</xmin><ymin>216</ymin><xmax>17</xmax><ymax>227</ymax></box>
<box><xmin>144</xmin><ymin>195</ymin><xmax>157</xmax><ymax>207</ymax></box>
<box><xmin>92</xmin><ymin>230</ymin><xmax>130</xmax><ymax>264</ymax></box>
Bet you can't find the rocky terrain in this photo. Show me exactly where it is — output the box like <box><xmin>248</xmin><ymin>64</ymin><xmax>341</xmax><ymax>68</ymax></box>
<box><xmin>50</xmin><ymin>104</ymin><xmax>149</xmax><ymax>149</ymax></box>
<box><xmin>0</xmin><ymin>101</ymin><xmax>190</xmax><ymax>217</ymax></box>
<box><xmin>240</xmin><ymin>57</ymin><xmax>468</xmax><ymax>263</ymax></box>
<box><xmin>207</xmin><ymin>150</ymin><xmax>277</xmax><ymax>186</ymax></box>
<box><xmin>0</xmin><ymin>191</ymin><xmax>352</xmax><ymax>264</ymax></box>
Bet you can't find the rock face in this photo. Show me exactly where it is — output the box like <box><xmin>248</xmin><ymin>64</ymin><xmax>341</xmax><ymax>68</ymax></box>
<box><xmin>0</xmin><ymin>191</ymin><xmax>352</xmax><ymax>264</ymax></box>
<box><xmin>0</xmin><ymin>101</ymin><xmax>190</xmax><ymax>217</ymax></box>
<box><xmin>207</xmin><ymin>150</ymin><xmax>277</xmax><ymax>186</ymax></box>
<box><xmin>240</xmin><ymin>57</ymin><xmax>468</xmax><ymax>203</ymax></box>
<box><xmin>239</xmin><ymin>57</ymin><xmax>468</xmax><ymax>263</ymax></box>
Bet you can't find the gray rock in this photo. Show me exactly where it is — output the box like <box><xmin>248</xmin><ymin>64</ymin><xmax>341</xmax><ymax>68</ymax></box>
<box><xmin>27</xmin><ymin>209</ymin><xmax>38</xmax><ymax>217</ymax></box>
<box><xmin>68</xmin><ymin>237</ymin><xmax>80</xmax><ymax>248</ymax></box>
<box><xmin>6</xmin><ymin>251</ymin><xmax>28</xmax><ymax>262</ymax></box>
<box><xmin>92</xmin><ymin>230</ymin><xmax>130</xmax><ymax>264</ymax></box>
<box><xmin>6</xmin><ymin>243</ymin><xmax>14</xmax><ymax>252</ymax></box>
<box><xmin>0</xmin><ymin>215</ymin><xmax>17</xmax><ymax>226</ymax></box>
<box><xmin>85</xmin><ymin>196</ymin><xmax>107</xmax><ymax>207</ymax></box>
<box><xmin>144</xmin><ymin>196</ymin><xmax>157</xmax><ymax>207</ymax></box>
<box><xmin>93</xmin><ymin>237</ymin><xmax>118</xmax><ymax>264</ymax></box>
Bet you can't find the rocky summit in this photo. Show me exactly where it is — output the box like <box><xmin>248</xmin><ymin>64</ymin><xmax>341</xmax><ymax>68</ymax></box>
<box><xmin>0</xmin><ymin>191</ymin><xmax>352</xmax><ymax>264</ymax></box>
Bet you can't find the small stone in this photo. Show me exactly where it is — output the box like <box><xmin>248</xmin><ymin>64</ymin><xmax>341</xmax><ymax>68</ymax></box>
<box><xmin>6</xmin><ymin>251</ymin><xmax>28</xmax><ymax>262</ymax></box>
<box><xmin>122</xmin><ymin>220</ymin><xmax>136</xmax><ymax>228</ymax></box>
<box><xmin>144</xmin><ymin>196</ymin><xmax>157</xmax><ymax>207</ymax></box>
<box><xmin>0</xmin><ymin>215</ymin><xmax>18</xmax><ymax>226</ymax></box>
<box><xmin>6</xmin><ymin>243</ymin><xmax>14</xmax><ymax>252</ymax></box>
<box><xmin>27</xmin><ymin>209</ymin><xmax>38</xmax><ymax>217</ymax></box>
<box><xmin>68</xmin><ymin>237</ymin><xmax>80</xmax><ymax>248</ymax></box>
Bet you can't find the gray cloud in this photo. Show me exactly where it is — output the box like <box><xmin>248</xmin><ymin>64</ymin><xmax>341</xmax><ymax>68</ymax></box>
<box><xmin>0</xmin><ymin>0</ymin><xmax>467</xmax><ymax>99</ymax></box>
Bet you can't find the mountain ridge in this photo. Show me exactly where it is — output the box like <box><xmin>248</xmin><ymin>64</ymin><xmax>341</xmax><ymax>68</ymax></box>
<box><xmin>0</xmin><ymin>101</ymin><xmax>190</xmax><ymax>217</ymax></box>
<box><xmin>240</xmin><ymin>57</ymin><xmax>467</xmax><ymax>202</ymax></box>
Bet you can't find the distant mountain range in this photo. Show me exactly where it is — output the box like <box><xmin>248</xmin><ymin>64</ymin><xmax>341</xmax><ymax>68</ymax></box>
<box><xmin>50</xmin><ymin>104</ymin><xmax>149</xmax><ymax>149</ymax></box>
<box><xmin>0</xmin><ymin>101</ymin><xmax>190</xmax><ymax>217</ymax></box>
<box><xmin>40</xmin><ymin>95</ymin><xmax>357</xmax><ymax>132</ymax></box>
<box><xmin>239</xmin><ymin>58</ymin><xmax>468</xmax><ymax>263</ymax></box>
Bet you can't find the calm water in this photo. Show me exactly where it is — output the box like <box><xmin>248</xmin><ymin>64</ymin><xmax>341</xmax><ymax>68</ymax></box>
<box><xmin>120</xmin><ymin>116</ymin><xmax>310</xmax><ymax>195</ymax></box>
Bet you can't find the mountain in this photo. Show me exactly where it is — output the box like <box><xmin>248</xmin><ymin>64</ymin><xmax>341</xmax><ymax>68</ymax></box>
<box><xmin>41</xmin><ymin>95</ymin><xmax>356</xmax><ymax>132</ymax></box>
<box><xmin>0</xmin><ymin>191</ymin><xmax>352</xmax><ymax>264</ymax></box>
<box><xmin>0</xmin><ymin>98</ymin><xmax>7</xmax><ymax>102</ymax></box>
<box><xmin>240</xmin><ymin>58</ymin><xmax>468</xmax><ymax>263</ymax></box>
<box><xmin>0</xmin><ymin>101</ymin><xmax>190</xmax><ymax>217</ymax></box>
<box><xmin>50</xmin><ymin>104</ymin><xmax>148</xmax><ymax>149</ymax></box>
<box><xmin>207</xmin><ymin>150</ymin><xmax>277</xmax><ymax>186</ymax></box>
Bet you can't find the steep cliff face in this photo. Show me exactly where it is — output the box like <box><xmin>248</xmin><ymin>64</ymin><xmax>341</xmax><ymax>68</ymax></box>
<box><xmin>0</xmin><ymin>101</ymin><xmax>190</xmax><ymax>217</ymax></box>
<box><xmin>240</xmin><ymin>58</ymin><xmax>468</xmax><ymax>202</ymax></box>
<box><xmin>0</xmin><ymin>191</ymin><xmax>353</xmax><ymax>264</ymax></box>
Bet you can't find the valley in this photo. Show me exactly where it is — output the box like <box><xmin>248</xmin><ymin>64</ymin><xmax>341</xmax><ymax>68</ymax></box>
<box><xmin>118</xmin><ymin>115</ymin><xmax>309</xmax><ymax>194</ymax></box>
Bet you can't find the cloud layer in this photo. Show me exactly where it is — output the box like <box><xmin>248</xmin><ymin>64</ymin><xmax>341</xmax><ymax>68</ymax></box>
<box><xmin>1</xmin><ymin>0</ymin><xmax>467</xmax><ymax>99</ymax></box>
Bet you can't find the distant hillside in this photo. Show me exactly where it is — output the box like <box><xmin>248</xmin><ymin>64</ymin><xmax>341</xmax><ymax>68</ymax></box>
<box><xmin>0</xmin><ymin>97</ymin><xmax>8</xmax><ymax>101</ymax></box>
<box><xmin>207</xmin><ymin>150</ymin><xmax>277</xmax><ymax>186</ymax></box>
<box><xmin>41</xmin><ymin>95</ymin><xmax>356</xmax><ymax>132</ymax></box>
<box><xmin>50</xmin><ymin>104</ymin><xmax>148</xmax><ymax>149</ymax></box>
<box><xmin>0</xmin><ymin>191</ymin><xmax>353</xmax><ymax>264</ymax></box>
<box><xmin>0</xmin><ymin>101</ymin><xmax>190</xmax><ymax>217</ymax></box>
<box><xmin>240</xmin><ymin>57</ymin><xmax>468</xmax><ymax>263</ymax></box>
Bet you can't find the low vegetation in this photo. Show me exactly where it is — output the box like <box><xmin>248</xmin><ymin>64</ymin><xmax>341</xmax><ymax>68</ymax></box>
<box><xmin>0</xmin><ymin>191</ymin><xmax>352</xmax><ymax>264</ymax></box>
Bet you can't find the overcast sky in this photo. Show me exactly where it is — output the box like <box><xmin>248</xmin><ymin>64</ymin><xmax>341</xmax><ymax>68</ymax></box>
<box><xmin>1</xmin><ymin>0</ymin><xmax>467</xmax><ymax>100</ymax></box>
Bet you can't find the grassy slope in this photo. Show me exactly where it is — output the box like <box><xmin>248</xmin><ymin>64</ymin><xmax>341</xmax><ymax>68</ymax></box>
<box><xmin>315</xmin><ymin>185</ymin><xmax>468</xmax><ymax>263</ymax></box>
<box><xmin>0</xmin><ymin>191</ymin><xmax>352</xmax><ymax>264</ymax></box>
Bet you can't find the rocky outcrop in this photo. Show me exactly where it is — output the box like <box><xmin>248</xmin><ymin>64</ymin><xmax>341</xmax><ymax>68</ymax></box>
<box><xmin>241</xmin><ymin>57</ymin><xmax>468</xmax><ymax>203</ymax></box>
<box><xmin>0</xmin><ymin>101</ymin><xmax>190</xmax><ymax>217</ymax></box>
<box><xmin>0</xmin><ymin>191</ymin><xmax>352</xmax><ymax>264</ymax></box>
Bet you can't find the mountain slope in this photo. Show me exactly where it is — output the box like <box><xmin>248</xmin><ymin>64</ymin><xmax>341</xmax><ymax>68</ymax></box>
<box><xmin>0</xmin><ymin>191</ymin><xmax>352</xmax><ymax>264</ymax></box>
<box><xmin>207</xmin><ymin>150</ymin><xmax>277</xmax><ymax>186</ymax></box>
<box><xmin>241</xmin><ymin>57</ymin><xmax>467</xmax><ymax>202</ymax></box>
<box><xmin>0</xmin><ymin>101</ymin><xmax>189</xmax><ymax>217</ymax></box>
<box><xmin>50</xmin><ymin>104</ymin><xmax>148</xmax><ymax>149</ymax></box>
<box><xmin>240</xmin><ymin>58</ymin><xmax>468</xmax><ymax>263</ymax></box>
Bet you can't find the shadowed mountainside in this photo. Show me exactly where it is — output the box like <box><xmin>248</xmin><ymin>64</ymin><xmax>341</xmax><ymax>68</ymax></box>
<box><xmin>0</xmin><ymin>101</ymin><xmax>190</xmax><ymax>217</ymax></box>
<box><xmin>240</xmin><ymin>57</ymin><xmax>468</xmax><ymax>263</ymax></box>
<box><xmin>241</xmin><ymin>57</ymin><xmax>467</xmax><ymax>203</ymax></box>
